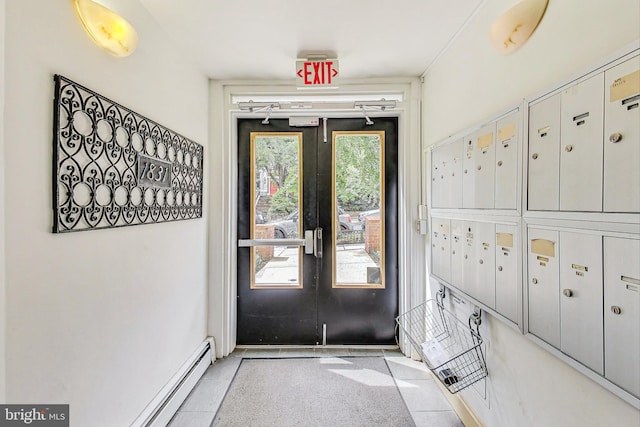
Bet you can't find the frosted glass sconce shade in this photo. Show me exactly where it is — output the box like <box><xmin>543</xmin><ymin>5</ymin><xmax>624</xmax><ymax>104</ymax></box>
<box><xmin>73</xmin><ymin>0</ymin><xmax>138</xmax><ymax>57</ymax></box>
<box><xmin>490</xmin><ymin>0</ymin><xmax>549</xmax><ymax>54</ymax></box>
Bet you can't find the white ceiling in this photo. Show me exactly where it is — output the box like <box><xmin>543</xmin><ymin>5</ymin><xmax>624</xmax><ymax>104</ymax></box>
<box><xmin>138</xmin><ymin>0</ymin><xmax>486</xmax><ymax>81</ymax></box>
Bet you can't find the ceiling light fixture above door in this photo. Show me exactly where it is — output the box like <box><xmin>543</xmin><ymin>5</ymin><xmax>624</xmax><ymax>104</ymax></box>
<box><xmin>73</xmin><ymin>0</ymin><xmax>138</xmax><ymax>57</ymax></box>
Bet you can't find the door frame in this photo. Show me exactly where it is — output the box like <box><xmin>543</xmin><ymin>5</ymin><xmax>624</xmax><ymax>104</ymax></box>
<box><xmin>207</xmin><ymin>79</ymin><xmax>425</xmax><ymax>357</ymax></box>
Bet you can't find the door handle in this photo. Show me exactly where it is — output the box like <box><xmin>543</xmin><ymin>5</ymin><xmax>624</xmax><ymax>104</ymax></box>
<box><xmin>314</xmin><ymin>227</ymin><xmax>323</xmax><ymax>259</ymax></box>
<box><xmin>304</xmin><ymin>230</ymin><xmax>314</xmax><ymax>254</ymax></box>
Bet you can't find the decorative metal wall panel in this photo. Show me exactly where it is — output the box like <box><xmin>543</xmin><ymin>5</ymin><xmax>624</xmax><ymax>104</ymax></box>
<box><xmin>52</xmin><ymin>75</ymin><xmax>204</xmax><ymax>233</ymax></box>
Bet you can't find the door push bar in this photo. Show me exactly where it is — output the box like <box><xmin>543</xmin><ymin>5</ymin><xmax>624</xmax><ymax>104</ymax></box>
<box><xmin>238</xmin><ymin>238</ymin><xmax>305</xmax><ymax>247</ymax></box>
<box><xmin>238</xmin><ymin>227</ymin><xmax>323</xmax><ymax>258</ymax></box>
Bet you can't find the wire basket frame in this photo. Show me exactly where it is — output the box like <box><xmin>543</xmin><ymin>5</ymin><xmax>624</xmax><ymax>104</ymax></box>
<box><xmin>396</xmin><ymin>299</ymin><xmax>488</xmax><ymax>394</ymax></box>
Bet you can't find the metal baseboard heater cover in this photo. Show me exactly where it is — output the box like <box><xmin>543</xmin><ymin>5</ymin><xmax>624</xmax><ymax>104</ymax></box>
<box><xmin>132</xmin><ymin>340</ymin><xmax>213</xmax><ymax>427</ymax></box>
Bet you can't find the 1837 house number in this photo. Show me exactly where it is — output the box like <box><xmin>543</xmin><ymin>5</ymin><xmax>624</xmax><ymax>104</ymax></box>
<box><xmin>137</xmin><ymin>154</ymin><xmax>172</xmax><ymax>189</ymax></box>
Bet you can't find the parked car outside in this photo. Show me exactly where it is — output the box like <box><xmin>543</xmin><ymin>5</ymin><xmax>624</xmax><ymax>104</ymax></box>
<box><xmin>269</xmin><ymin>210</ymin><xmax>300</xmax><ymax>239</ymax></box>
<box><xmin>270</xmin><ymin>208</ymin><xmax>359</xmax><ymax>239</ymax></box>
<box><xmin>358</xmin><ymin>209</ymin><xmax>380</xmax><ymax>229</ymax></box>
<box><xmin>338</xmin><ymin>206</ymin><xmax>361</xmax><ymax>231</ymax></box>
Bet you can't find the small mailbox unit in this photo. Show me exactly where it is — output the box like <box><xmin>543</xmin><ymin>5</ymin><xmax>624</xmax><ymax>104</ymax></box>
<box><xmin>430</xmin><ymin>105</ymin><xmax>523</xmax><ymax>327</ymax></box>
<box><xmin>429</xmin><ymin>45</ymin><xmax>640</xmax><ymax>406</ymax></box>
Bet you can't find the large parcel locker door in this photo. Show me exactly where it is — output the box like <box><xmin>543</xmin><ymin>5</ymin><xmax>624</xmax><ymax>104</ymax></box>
<box><xmin>495</xmin><ymin>113</ymin><xmax>519</xmax><ymax>210</ymax></box>
<box><xmin>603</xmin><ymin>57</ymin><xmax>640</xmax><ymax>213</ymax></box>
<box><xmin>496</xmin><ymin>224</ymin><xmax>519</xmax><ymax>323</ymax></box>
<box><xmin>528</xmin><ymin>228</ymin><xmax>560</xmax><ymax>347</ymax></box>
<box><xmin>559</xmin><ymin>74</ymin><xmax>604</xmax><ymax>212</ymax></box>
<box><xmin>559</xmin><ymin>232</ymin><xmax>604</xmax><ymax>374</ymax></box>
<box><xmin>450</xmin><ymin>220</ymin><xmax>465</xmax><ymax>291</ymax></box>
<box><xmin>431</xmin><ymin>218</ymin><xmax>451</xmax><ymax>283</ymax></box>
<box><xmin>604</xmin><ymin>237</ymin><xmax>640</xmax><ymax>397</ymax></box>
<box><xmin>474</xmin><ymin>124</ymin><xmax>496</xmax><ymax>209</ymax></box>
<box><xmin>528</xmin><ymin>94</ymin><xmax>561</xmax><ymax>211</ymax></box>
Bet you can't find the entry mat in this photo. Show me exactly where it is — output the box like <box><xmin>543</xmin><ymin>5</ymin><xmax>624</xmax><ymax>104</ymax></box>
<box><xmin>212</xmin><ymin>357</ymin><xmax>416</xmax><ymax>427</ymax></box>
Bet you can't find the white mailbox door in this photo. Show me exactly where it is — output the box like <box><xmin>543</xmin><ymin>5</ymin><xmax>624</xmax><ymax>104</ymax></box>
<box><xmin>604</xmin><ymin>57</ymin><xmax>640</xmax><ymax>213</ymax></box>
<box><xmin>431</xmin><ymin>219</ymin><xmax>451</xmax><ymax>283</ymax></box>
<box><xmin>496</xmin><ymin>224</ymin><xmax>519</xmax><ymax>323</ymax></box>
<box><xmin>559</xmin><ymin>231</ymin><xmax>604</xmax><ymax>374</ymax></box>
<box><xmin>528</xmin><ymin>228</ymin><xmax>560</xmax><ymax>347</ymax></box>
<box><xmin>462</xmin><ymin>136</ymin><xmax>475</xmax><ymax>209</ymax></box>
<box><xmin>450</xmin><ymin>220</ymin><xmax>465</xmax><ymax>290</ymax></box>
<box><xmin>604</xmin><ymin>237</ymin><xmax>640</xmax><ymax>397</ymax></box>
<box><xmin>444</xmin><ymin>139</ymin><xmax>464</xmax><ymax>208</ymax></box>
<box><xmin>473</xmin><ymin>222</ymin><xmax>496</xmax><ymax>309</ymax></box>
<box><xmin>474</xmin><ymin>124</ymin><xmax>496</xmax><ymax>209</ymax></box>
<box><xmin>559</xmin><ymin>74</ymin><xmax>604</xmax><ymax>212</ymax></box>
<box><xmin>528</xmin><ymin>94</ymin><xmax>561</xmax><ymax>211</ymax></box>
<box><xmin>495</xmin><ymin>113</ymin><xmax>519</xmax><ymax>210</ymax></box>
<box><xmin>462</xmin><ymin>221</ymin><xmax>477</xmax><ymax>296</ymax></box>
<box><xmin>431</xmin><ymin>146</ymin><xmax>444</xmax><ymax>208</ymax></box>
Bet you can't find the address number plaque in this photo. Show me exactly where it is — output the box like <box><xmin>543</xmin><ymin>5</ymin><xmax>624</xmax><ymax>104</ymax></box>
<box><xmin>52</xmin><ymin>75</ymin><xmax>204</xmax><ymax>233</ymax></box>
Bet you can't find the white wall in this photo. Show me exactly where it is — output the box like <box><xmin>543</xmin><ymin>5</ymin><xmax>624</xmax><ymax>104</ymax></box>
<box><xmin>422</xmin><ymin>1</ymin><xmax>640</xmax><ymax>426</ymax></box>
<box><xmin>3</xmin><ymin>1</ymin><xmax>209</xmax><ymax>425</ymax></box>
<box><xmin>0</xmin><ymin>0</ymin><xmax>6</xmax><ymax>403</ymax></box>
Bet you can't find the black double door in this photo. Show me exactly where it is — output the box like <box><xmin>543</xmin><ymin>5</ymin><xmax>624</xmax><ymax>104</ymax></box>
<box><xmin>237</xmin><ymin>117</ymin><xmax>398</xmax><ymax>345</ymax></box>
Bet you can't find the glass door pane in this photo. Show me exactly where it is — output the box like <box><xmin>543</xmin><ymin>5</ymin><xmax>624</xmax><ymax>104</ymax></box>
<box><xmin>251</xmin><ymin>132</ymin><xmax>303</xmax><ymax>288</ymax></box>
<box><xmin>332</xmin><ymin>131</ymin><xmax>385</xmax><ymax>288</ymax></box>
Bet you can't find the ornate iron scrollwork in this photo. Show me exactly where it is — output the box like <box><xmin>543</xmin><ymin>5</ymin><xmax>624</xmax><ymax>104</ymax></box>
<box><xmin>52</xmin><ymin>75</ymin><xmax>204</xmax><ymax>232</ymax></box>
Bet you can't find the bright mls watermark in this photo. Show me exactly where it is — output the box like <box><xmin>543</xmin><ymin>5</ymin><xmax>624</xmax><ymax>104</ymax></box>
<box><xmin>0</xmin><ymin>405</ymin><xmax>68</xmax><ymax>426</ymax></box>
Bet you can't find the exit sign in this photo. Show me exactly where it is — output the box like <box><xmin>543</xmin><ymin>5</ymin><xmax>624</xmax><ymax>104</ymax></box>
<box><xmin>296</xmin><ymin>60</ymin><xmax>339</xmax><ymax>87</ymax></box>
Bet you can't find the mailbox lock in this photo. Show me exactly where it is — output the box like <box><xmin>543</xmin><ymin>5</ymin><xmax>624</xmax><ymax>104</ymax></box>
<box><xmin>464</xmin><ymin>169</ymin><xmax>468</xmax><ymax>174</ymax></box>
<box><xmin>497</xmin><ymin>266</ymin><xmax>503</xmax><ymax>272</ymax></box>
<box><xmin>477</xmin><ymin>165</ymin><xmax>482</xmax><ymax>171</ymax></box>
<box><xmin>565</xmin><ymin>145</ymin><xmax>573</xmax><ymax>152</ymax></box>
<box><xmin>611</xmin><ymin>306</ymin><xmax>622</xmax><ymax>315</ymax></box>
<box><xmin>563</xmin><ymin>289</ymin><xmax>573</xmax><ymax>297</ymax></box>
<box><xmin>479</xmin><ymin>259</ymin><xmax>484</xmax><ymax>265</ymax></box>
<box><xmin>532</xmin><ymin>278</ymin><xmax>538</xmax><ymax>284</ymax></box>
<box><xmin>497</xmin><ymin>160</ymin><xmax>503</xmax><ymax>167</ymax></box>
<box><xmin>532</xmin><ymin>153</ymin><xmax>539</xmax><ymax>160</ymax></box>
<box><xmin>609</xmin><ymin>133</ymin><xmax>623</xmax><ymax>143</ymax></box>
<box><xmin>464</xmin><ymin>255</ymin><xmax>468</xmax><ymax>260</ymax></box>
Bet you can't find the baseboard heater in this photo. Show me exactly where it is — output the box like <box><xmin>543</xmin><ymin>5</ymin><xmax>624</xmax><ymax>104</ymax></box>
<box><xmin>132</xmin><ymin>338</ymin><xmax>215</xmax><ymax>427</ymax></box>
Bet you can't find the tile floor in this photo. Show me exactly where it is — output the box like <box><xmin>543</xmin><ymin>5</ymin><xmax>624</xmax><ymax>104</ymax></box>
<box><xmin>168</xmin><ymin>348</ymin><xmax>464</xmax><ymax>427</ymax></box>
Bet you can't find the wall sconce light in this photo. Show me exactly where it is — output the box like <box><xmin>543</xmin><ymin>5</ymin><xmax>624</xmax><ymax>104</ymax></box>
<box><xmin>73</xmin><ymin>0</ymin><xmax>138</xmax><ymax>57</ymax></box>
<box><xmin>489</xmin><ymin>0</ymin><xmax>549</xmax><ymax>54</ymax></box>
